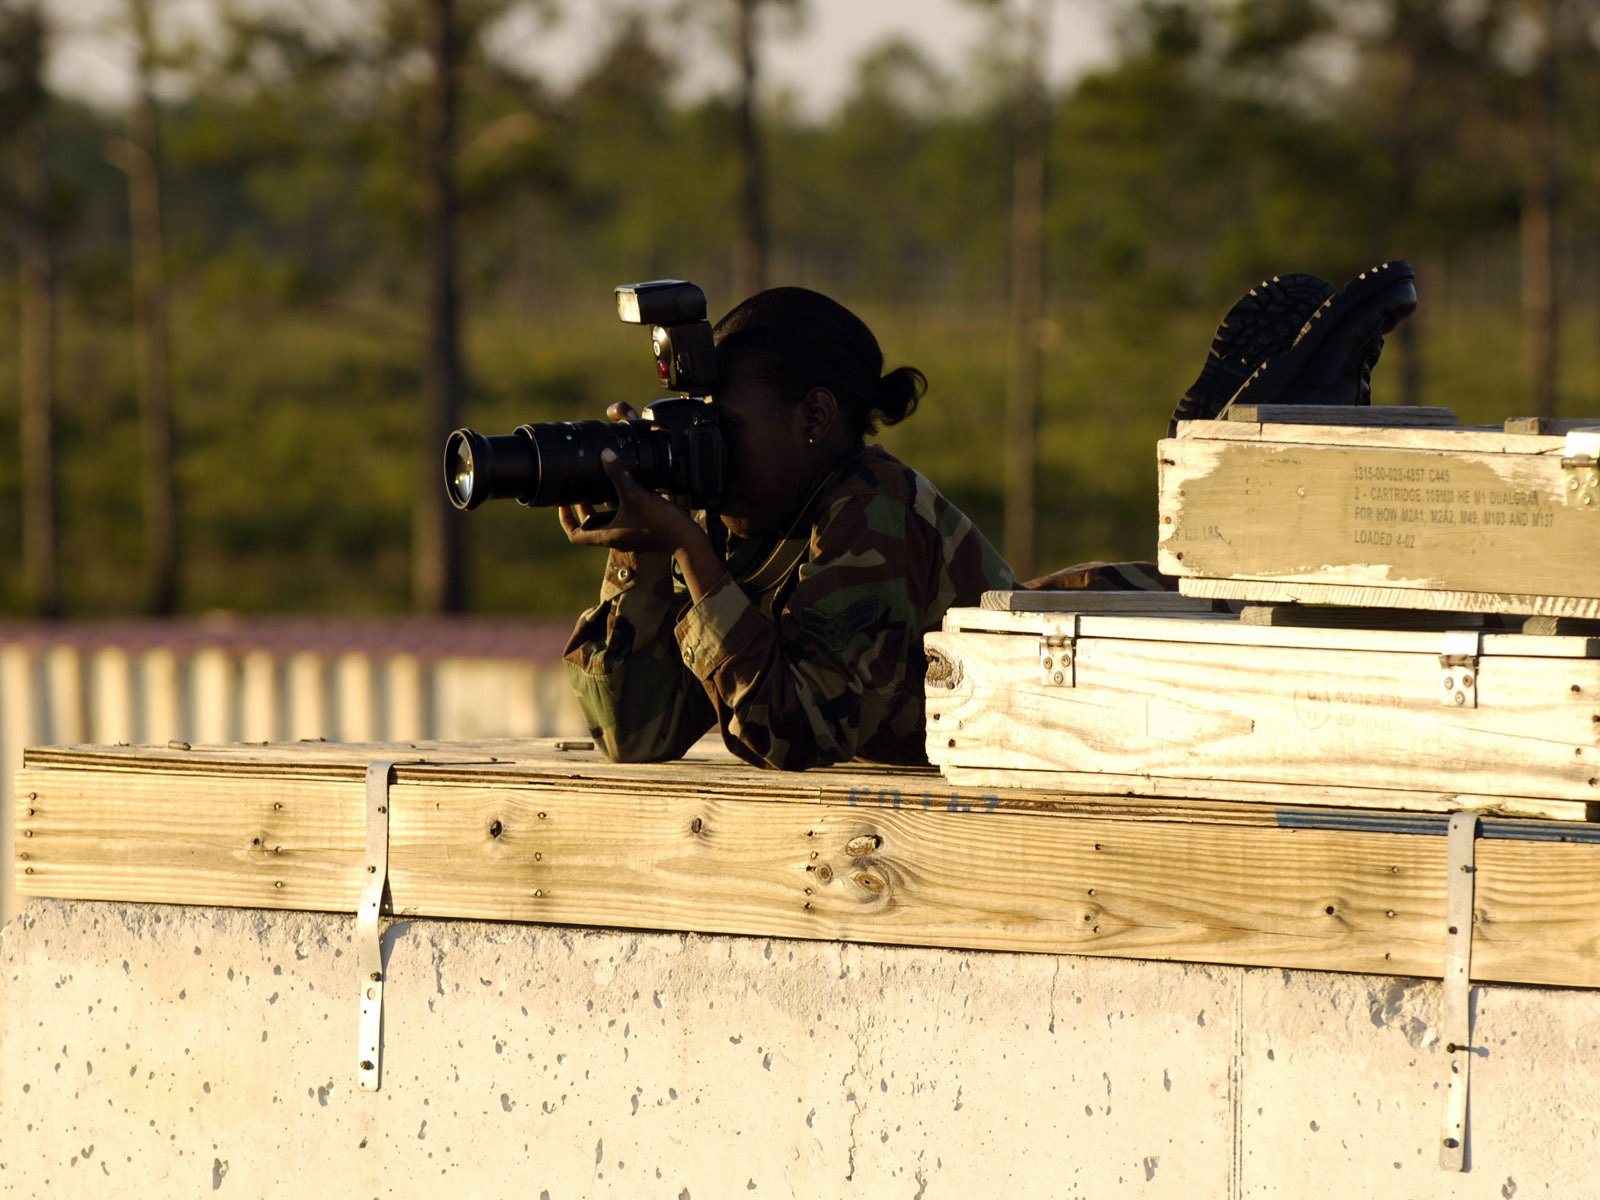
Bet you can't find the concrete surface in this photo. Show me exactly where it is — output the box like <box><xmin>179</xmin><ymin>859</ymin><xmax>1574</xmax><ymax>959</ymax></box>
<box><xmin>2</xmin><ymin>899</ymin><xmax>1597</xmax><ymax>1198</ymax></box>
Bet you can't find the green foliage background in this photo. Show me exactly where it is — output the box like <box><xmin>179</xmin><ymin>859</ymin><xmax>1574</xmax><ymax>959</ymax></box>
<box><xmin>1</xmin><ymin>0</ymin><xmax>1598</xmax><ymax>618</ymax></box>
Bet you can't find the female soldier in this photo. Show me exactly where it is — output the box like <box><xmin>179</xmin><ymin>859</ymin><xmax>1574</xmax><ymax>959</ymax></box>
<box><xmin>560</xmin><ymin>286</ymin><xmax>1012</xmax><ymax>770</ymax></box>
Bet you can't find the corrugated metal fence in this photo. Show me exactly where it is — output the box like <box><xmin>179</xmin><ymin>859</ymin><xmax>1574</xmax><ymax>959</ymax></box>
<box><xmin>1</xmin><ymin>617</ymin><xmax>587</xmax><ymax>926</ymax></box>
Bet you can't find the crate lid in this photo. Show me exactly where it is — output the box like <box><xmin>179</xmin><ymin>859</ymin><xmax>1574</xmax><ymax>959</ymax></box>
<box><xmin>945</xmin><ymin>601</ymin><xmax>1600</xmax><ymax>659</ymax></box>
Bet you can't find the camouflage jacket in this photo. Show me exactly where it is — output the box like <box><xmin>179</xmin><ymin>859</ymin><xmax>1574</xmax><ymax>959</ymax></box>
<box><xmin>563</xmin><ymin>444</ymin><xmax>1013</xmax><ymax>770</ymax></box>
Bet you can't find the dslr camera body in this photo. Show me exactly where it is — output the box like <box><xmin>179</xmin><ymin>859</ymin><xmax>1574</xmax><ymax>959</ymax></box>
<box><xmin>444</xmin><ymin>280</ymin><xmax>729</xmax><ymax>512</ymax></box>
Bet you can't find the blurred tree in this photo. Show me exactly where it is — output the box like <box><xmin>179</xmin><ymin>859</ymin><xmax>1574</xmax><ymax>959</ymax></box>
<box><xmin>1341</xmin><ymin>0</ymin><xmax>1537</xmax><ymax>406</ymax></box>
<box><xmin>413</xmin><ymin>0</ymin><xmax>468</xmax><ymax>613</ymax></box>
<box><xmin>1005</xmin><ymin>0</ymin><xmax>1051</xmax><ymax>581</ymax></box>
<box><xmin>1</xmin><ymin>3</ymin><xmax>60</xmax><ymax>615</ymax></box>
<box><xmin>107</xmin><ymin>0</ymin><xmax>180</xmax><ymax>614</ymax></box>
<box><xmin>776</xmin><ymin>37</ymin><xmax>1009</xmax><ymax>298</ymax></box>
<box><xmin>730</xmin><ymin>0</ymin><xmax>769</xmax><ymax>296</ymax></box>
<box><xmin>1520</xmin><ymin>0</ymin><xmax>1562</xmax><ymax>418</ymax></box>
<box><xmin>674</xmin><ymin>0</ymin><xmax>803</xmax><ymax>298</ymax></box>
<box><xmin>961</xmin><ymin>0</ymin><xmax>1054</xmax><ymax>578</ymax></box>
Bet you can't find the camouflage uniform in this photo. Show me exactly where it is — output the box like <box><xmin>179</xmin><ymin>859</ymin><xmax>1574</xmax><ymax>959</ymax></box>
<box><xmin>564</xmin><ymin>444</ymin><xmax>1013</xmax><ymax>770</ymax></box>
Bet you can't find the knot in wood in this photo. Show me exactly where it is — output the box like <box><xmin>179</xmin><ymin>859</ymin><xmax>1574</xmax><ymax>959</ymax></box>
<box><xmin>844</xmin><ymin>834</ymin><xmax>882</xmax><ymax>858</ymax></box>
<box><xmin>852</xmin><ymin>870</ymin><xmax>888</xmax><ymax>899</ymax></box>
<box><xmin>924</xmin><ymin>650</ymin><xmax>961</xmax><ymax>690</ymax></box>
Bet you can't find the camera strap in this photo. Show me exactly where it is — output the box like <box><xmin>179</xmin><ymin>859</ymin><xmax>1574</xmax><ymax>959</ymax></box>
<box><xmin>721</xmin><ymin>457</ymin><xmax>854</xmax><ymax>615</ymax></box>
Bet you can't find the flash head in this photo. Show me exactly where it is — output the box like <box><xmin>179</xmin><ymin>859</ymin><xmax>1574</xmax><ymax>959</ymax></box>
<box><xmin>615</xmin><ymin>280</ymin><xmax>708</xmax><ymax>327</ymax></box>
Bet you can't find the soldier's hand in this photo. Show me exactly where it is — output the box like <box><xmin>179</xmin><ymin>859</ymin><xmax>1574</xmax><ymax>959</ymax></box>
<box><xmin>558</xmin><ymin>449</ymin><xmax>707</xmax><ymax>557</ymax></box>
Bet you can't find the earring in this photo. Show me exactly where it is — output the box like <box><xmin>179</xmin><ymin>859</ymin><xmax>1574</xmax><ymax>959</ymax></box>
<box><xmin>806</xmin><ymin>435</ymin><xmax>815</xmax><ymax>446</ymax></box>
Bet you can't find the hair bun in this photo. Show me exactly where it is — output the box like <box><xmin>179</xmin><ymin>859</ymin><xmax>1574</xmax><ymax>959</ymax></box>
<box><xmin>875</xmin><ymin>366</ymin><xmax>926</xmax><ymax>427</ymax></box>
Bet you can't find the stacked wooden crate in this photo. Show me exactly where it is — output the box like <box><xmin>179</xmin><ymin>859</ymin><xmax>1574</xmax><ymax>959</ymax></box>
<box><xmin>926</xmin><ymin>408</ymin><xmax>1600</xmax><ymax>822</ymax></box>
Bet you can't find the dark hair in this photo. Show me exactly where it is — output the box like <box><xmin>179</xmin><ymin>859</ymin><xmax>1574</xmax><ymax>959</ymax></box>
<box><xmin>713</xmin><ymin>287</ymin><xmax>925</xmax><ymax>437</ymax></box>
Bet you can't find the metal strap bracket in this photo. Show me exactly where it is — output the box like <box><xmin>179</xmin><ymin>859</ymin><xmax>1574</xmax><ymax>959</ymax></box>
<box><xmin>1439</xmin><ymin>812</ymin><xmax>1480</xmax><ymax>1171</ymax></box>
<box><xmin>358</xmin><ymin>758</ymin><xmax>418</xmax><ymax>1092</ymax></box>
<box><xmin>1439</xmin><ymin>631</ymin><xmax>1480</xmax><ymax>710</ymax></box>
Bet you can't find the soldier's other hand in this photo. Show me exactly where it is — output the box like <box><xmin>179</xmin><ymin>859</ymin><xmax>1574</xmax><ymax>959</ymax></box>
<box><xmin>558</xmin><ymin>449</ymin><xmax>706</xmax><ymax>557</ymax></box>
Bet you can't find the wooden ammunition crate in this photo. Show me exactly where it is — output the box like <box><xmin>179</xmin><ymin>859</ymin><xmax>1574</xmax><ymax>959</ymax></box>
<box><xmin>923</xmin><ymin>599</ymin><xmax>1600</xmax><ymax>820</ymax></box>
<box><xmin>1157</xmin><ymin>416</ymin><xmax>1600</xmax><ymax>617</ymax></box>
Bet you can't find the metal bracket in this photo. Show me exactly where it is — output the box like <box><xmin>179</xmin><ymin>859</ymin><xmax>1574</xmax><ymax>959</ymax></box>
<box><xmin>358</xmin><ymin>759</ymin><xmax>416</xmax><ymax>1092</ymax></box>
<box><xmin>1561</xmin><ymin>430</ymin><xmax>1600</xmax><ymax>509</ymax></box>
<box><xmin>1439</xmin><ymin>631</ymin><xmax>1480</xmax><ymax>709</ymax></box>
<box><xmin>1039</xmin><ymin>617</ymin><xmax>1081</xmax><ymax>688</ymax></box>
<box><xmin>1439</xmin><ymin>812</ymin><xmax>1480</xmax><ymax>1171</ymax></box>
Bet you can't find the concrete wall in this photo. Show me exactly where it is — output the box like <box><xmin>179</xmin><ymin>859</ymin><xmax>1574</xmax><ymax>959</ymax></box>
<box><xmin>3</xmin><ymin>899</ymin><xmax>1596</xmax><ymax>1198</ymax></box>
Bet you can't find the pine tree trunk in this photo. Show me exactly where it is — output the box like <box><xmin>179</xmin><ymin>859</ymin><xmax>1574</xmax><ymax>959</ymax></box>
<box><xmin>732</xmin><ymin>0</ymin><xmax>768</xmax><ymax>298</ymax></box>
<box><xmin>414</xmin><ymin>0</ymin><xmax>466</xmax><ymax>613</ymax></box>
<box><xmin>17</xmin><ymin>72</ymin><xmax>60</xmax><ymax>616</ymax></box>
<box><xmin>1521</xmin><ymin>0</ymin><xmax>1561</xmax><ymax>420</ymax></box>
<box><xmin>1004</xmin><ymin>0</ymin><xmax>1050</xmax><ymax>582</ymax></box>
<box><xmin>127</xmin><ymin>0</ymin><xmax>179</xmax><ymax>615</ymax></box>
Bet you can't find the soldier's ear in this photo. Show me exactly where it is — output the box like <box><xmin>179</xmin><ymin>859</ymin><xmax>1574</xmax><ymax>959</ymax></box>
<box><xmin>800</xmin><ymin>387</ymin><xmax>838</xmax><ymax>444</ymax></box>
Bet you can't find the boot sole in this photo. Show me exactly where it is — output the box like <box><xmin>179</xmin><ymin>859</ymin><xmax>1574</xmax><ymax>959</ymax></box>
<box><xmin>1168</xmin><ymin>273</ymin><xmax>1335</xmax><ymax>435</ymax></box>
<box><xmin>1219</xmin><ymin>261</ymin><xmax>1418</xmax><ymax>414</ymax></box>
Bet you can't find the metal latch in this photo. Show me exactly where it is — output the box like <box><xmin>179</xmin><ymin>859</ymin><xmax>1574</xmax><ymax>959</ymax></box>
<box><xmin>1039</xmin><ymin>635</ymin><xmax>1075</xmax><ymax>686</ymax></box>
<box><xmin>1439</xmin><ymin>631</ymin><xmax>1480</xmax><ymax>709</ymax></box>
<box><xmin>1561</xmin><ymin>429</ymin><xmax>1600</xmax><ymax>508</ymax></box>
<box><xmin>1038</xmin><ymin>618</ymin><xmax>1081</xmax><ymax>688</ymax></box>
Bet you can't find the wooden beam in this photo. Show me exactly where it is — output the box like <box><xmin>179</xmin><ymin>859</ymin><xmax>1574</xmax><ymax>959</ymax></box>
<box><xmin>1219</xmin><ymin>405</ymin><xmax>1460</xmax><ymax>427</ymax></box>
<box><xmin>14</xmin><ymin>742</ymin><xmax>1600</xmax><ymax>989</ymax></box>
<box><xmin>15</xmin><ymin>768</ymin><xmax>363</xmax><ymax>912</ymax></box>
<box><xmin>1182</xmin><ymin>576</ymin><xmax>1600</xmax><ymax>622</ymax></box>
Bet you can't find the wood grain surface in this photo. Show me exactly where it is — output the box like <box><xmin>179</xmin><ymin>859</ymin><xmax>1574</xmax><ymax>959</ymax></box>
<box><xmin>14</xmin><ymin>742</ymin><xmax>1600</xmax><ymax>989</ymax></box>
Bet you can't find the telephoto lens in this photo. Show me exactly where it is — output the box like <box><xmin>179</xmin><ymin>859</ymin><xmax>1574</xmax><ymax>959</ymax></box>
<box><xmin>447</xmin><ymin>423</ymin><xmax>624</xmax><ymax>511</ymax></box>
<box><xmin>444</xmin><ymin>419</ymin><xmax>665</xmax><ymax>511</ymax></box>
<box><xmin>445</xmin><ymin>399</ymin><xmax>726</xmax><ymax>512</ymax></box>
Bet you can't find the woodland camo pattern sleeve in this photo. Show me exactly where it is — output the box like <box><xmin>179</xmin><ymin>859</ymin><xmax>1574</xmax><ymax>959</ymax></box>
<box><xmin>563</xmin><ymin>446</ymin><xmax>1013</xmax><ymax>770</ymax></box>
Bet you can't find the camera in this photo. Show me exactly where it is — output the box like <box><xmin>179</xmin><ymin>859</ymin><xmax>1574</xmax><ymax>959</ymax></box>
<box><xmin>443</xmin><ymin>280</ymin><xmax>729</xmax><ymax>511</ymax></box>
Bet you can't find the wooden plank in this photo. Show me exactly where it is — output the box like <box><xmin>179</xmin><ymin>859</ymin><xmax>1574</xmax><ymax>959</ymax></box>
<box><xmin>15</xmin><ymin>746</ymin><xmax>1600</xmax><ymax>987</ymax></box>
<box><xmin>931</xmin><ymin>764</ymin><xmax>1588</xmax><ymax>822</ymax></box>
<box><xmin>1181</xmin><ymin>576</ymin><xmax>1600</xmax><ymax>622</ymax></box>
<box><xmin>1504</xmin><ymin>416</ymin><xmax>1600</xmax><ymax>435</ymax></box>
<box><xmin>386</xmin><ymin>779</ymin><xmax>1462</xmax><ymax>976</ymax></box>
<box><xmin>1159</xmin><ymin>429</ymin><xmax>1599</xmax><ymax>610</ymax></box>
<box><xmin>1473</xmin><ymin>838</ymin><xmax>1600</xmax><ymax>984</ymax></box>
<box><xmin>1168</xmin><ymin>423</ymin><xmax>1551</xmax><ymax>452</ymax></box>
<box><xmin>980</xmin><ymin>590</ymin><xmax>1212</xmax><ymax>614</ymax></box>
<box><xmin>924</xmin><ymin>624</ymin><xmax>1600</xmax><ymax>811</ymax></box>
<box><xmin>943</xmin><ymin>606</ymin><xmax>1597</xmax><ymax>658</ymax></box>
<box><xmin>1522</xmin><ymin>615</ymin><xmax>1600</xmax><ymax>637</ymax></box>
<box><xmin>1238</xmin><ymin>605</ymin><xmax>1491</xmax><ymax>630</ymax></box>
<box><xmin>1220</xmin><ymin>404</ymin><xmax>1460</xmax><ymax>427</ymax></box>
<box><xmin>15</xmin><ymin>767</ymin><xmax>364</xmax><ymax>911</ymax></box>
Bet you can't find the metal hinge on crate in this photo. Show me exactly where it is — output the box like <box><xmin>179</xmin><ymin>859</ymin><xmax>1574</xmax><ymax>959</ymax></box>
<box><xmin>1561</xmin><ymin>430</ymin><xmax>1600</xmax><ymax>509</ymax></box>
<box><xmin>1439</xmin><ymin>631</ymin><xmax>1480</xmax><ymax>709</ymax></box>
<box><xmin>1439</xmin><ymin>813</ymin><xmax>1481</xmax><ymax>1171</ymax></box>
<box><xmin>1039</xmin><ymin>617</ymin><xmax>1081</xmax><ymax>687</ymax></box>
